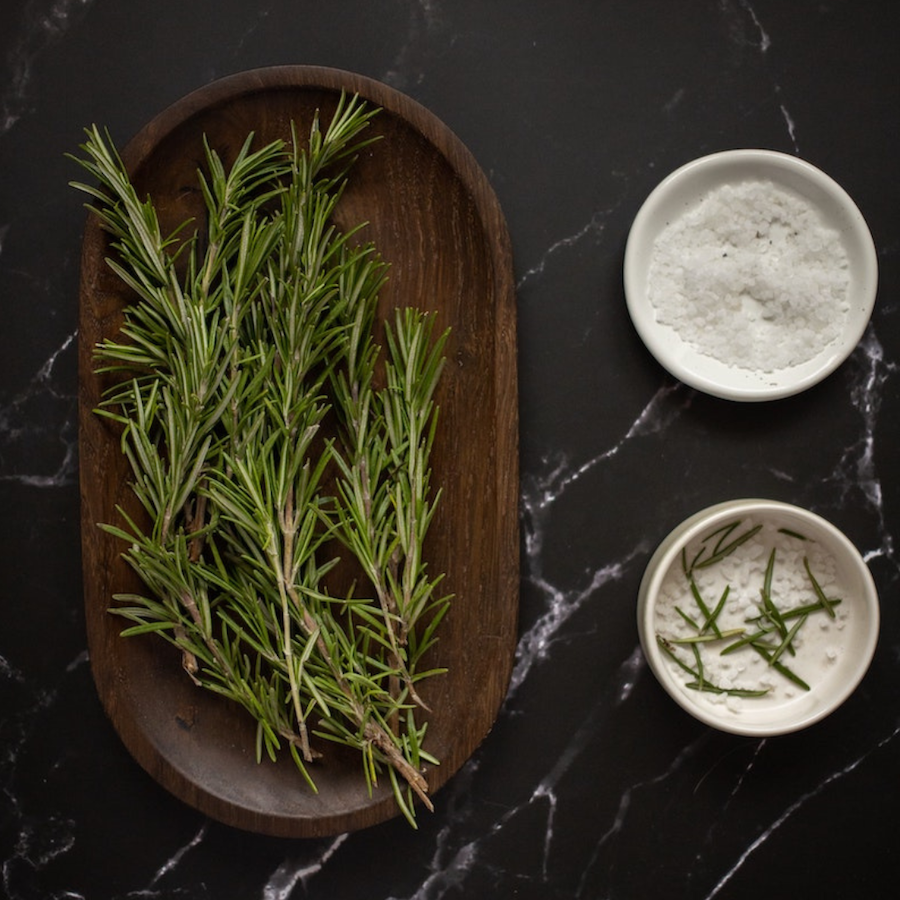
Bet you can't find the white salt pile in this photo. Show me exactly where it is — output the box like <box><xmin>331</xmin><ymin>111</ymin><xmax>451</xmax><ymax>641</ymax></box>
<box><xmin>647</xmin><ymin>180</ymin><xmax>850</xmax><ymax>372</ymax></box>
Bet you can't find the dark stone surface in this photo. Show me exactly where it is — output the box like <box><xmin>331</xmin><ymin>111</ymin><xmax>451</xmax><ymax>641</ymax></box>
<box><xmin>1</xmin><ymin>1</ymin><xmax>897</xmax><ymax>897</ymax></box>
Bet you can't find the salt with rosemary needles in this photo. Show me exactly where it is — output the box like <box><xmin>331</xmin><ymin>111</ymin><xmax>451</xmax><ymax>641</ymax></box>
<box><xmin>654</xmin><ymin>518</ymin><xmax>850</xmax><ymax>713</ymax></box>
<box><xmin>647</xmin><ymin>180</ymin><xmax>850</xmax><ymax>372</ymax></box>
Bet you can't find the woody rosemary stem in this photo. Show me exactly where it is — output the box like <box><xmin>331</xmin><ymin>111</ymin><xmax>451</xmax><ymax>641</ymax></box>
<box><xmin>273</xmin><ymin>486</ymin><xmax>315</xmax><ymax>763</ymax></box>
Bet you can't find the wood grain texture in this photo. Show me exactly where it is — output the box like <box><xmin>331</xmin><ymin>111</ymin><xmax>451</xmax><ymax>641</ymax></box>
<box><xmin>78</xmin><ymin>66</ymin><xmax>518</xmax><ymax>837</ymax></box>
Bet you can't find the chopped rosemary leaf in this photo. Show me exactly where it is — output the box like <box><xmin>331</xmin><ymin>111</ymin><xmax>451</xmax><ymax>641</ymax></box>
<box><xmin>719</xmin><ymin>627</ymin><xmax>776</xmax><ymax>655</ymax></box>
<box><xmin>746</xmin><ymin>643</ymin><xmax>811</xmax><ymax>691</ymax></box>
<box><xmin>770</xmin><ymin>614</ymin><xmax>808</xmax><ymax>665</ymax></box>
<box><xmin>691</xmin><ymin>642</ymin><xmax>704</xmax><ymax>692</ymax></box>
<box><xmin>759</xmin><ymin>548</ymin><xmax>789</xmax><ymax>643</ymax></box>
<box><xmin>700</xmin><ymin>584</ymin><xmax>729</xmax><ymax>635</ymax></box>
<box><xmin>684</xmin><ymin>682</ymin><xmax>771</xmax><ymax>698</ymax></box>
<box><xmin>657</xmin><ymin>634</ymin><xmax>701</xmax><ymax>680</ymax></box>
<box><xmin>693</xmin><ymin>523</ymin><xmax>763</xmax><ymax>570</ymax></box>
<box><xmin>675</xmin><ymin>606</ymin><xmax>700</xmax><ymax>630</ymax></box>
<box><xmin>754</xmin><ymin>598</ymin><xmax>843</xmax><ymax>621</ymax></box>
<box><xmin>699</xmin><ymin>519</ymin><xmax>740</xmax><ymax>547</ymax></box>
<box><xmin>778</xmin><ymin>527</ymin><xmax>810</xmax><ymax>541</ymax></box>
<box><xmin>667</xmin><ymin>628</ymin><xmax>745</xmax><ymax>645</ymax></box>
<box><xmin>804</xmin><ymin>556</ymin><xmax>838</xmax><ymax>618</ymax></box>
<box><xmin>688</xmin><ymin>576</ymin><xmax>722</xmax><ymax>638</ymax></box>
<box><xmin>709</xmin><ymin>520</ymin><xmax>740</xmax><ymax>557</ymax></box>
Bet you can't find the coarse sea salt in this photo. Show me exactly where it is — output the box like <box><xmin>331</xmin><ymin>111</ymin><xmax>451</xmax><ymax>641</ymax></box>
<box><xmin>647</xmin><ymin>180</ymin><xmax>850</xmax><ymax>373</ymax></box>
<box><xmin>654</xmin><ymin>516</ymin><xmax>849</xmax><ymax>713</ymax></box>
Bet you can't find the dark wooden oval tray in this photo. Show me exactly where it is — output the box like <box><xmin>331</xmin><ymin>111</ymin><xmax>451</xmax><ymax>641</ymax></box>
<box><xmin>78</xmin><ymin>66</ymin><xmax>519</xmax><ymax>838</ymax></box>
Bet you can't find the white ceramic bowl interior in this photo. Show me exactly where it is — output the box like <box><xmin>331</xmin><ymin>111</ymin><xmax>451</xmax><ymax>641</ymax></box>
<box><xmin>624</xmin><ymin>150</ymin><xmax>878</xmax><ymax>401</ymax></box>
<box><xmin>637</xmin><ymin>499</ymin><xmax>879</xmax><ymax>736</ymax></box>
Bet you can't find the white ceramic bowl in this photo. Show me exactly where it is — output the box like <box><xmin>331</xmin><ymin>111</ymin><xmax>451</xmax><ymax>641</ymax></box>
<box><xmin>624</xmin><ymin>150</ymin><xmax>878</xmax><ymax>401</ymax></box>
<box><xmin>637</xmin><ymin>499</ymin><xmax>879</xmax><ymax>736</ymax></box>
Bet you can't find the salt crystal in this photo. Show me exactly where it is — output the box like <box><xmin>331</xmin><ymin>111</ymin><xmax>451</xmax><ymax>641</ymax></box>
<box><xmin>647</xmin><ymin>180</ymin><xmax>850</xmax><ymax>372</ymax></box>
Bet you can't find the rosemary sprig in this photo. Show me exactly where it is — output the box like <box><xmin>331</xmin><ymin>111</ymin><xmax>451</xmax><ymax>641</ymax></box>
<box><xmin>329</xmin><ymin>296</ymin><xmax>451</xmax><ymax>722</ymax></box>
<box><xmin>71</xmin><ymin>94</ymin><xmax>448</xmax><ymax>824</ymax></box>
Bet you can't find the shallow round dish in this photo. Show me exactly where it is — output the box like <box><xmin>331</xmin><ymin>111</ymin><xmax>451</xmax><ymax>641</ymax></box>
<box><xmin>624</xmin><ymin>150</ymin><xmax>878</xmax><ymax>401</ymax></box>
<box><xmin>637</xmin><ymin>499</ymin><xmax>879</xmax><ymax>736</ymax></box>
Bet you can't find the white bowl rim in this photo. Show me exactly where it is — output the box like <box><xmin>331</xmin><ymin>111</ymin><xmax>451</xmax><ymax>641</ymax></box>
<box><xmin>624</xmin><ymin>149</ymin><xmax>879</xmax><ymax>402</ymax></box>
<box><xmin>637</xmin><ymin>498</ymin><xmax>880</xmax><ymax>736</ymax></box>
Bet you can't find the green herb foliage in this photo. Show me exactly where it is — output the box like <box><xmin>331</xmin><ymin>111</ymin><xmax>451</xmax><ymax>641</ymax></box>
<box><xmin>661</xmin><ymin>520</ymin><xmax>841</xmax><ymax>699</ymax></box>
<box><xmin>70</xmin><ymin>94</ymin><xmax>451</xmax><ymax>825</ymax></box>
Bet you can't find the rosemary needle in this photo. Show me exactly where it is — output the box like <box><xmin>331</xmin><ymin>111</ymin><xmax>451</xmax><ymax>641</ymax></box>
<box><xmin>700</xmin><ymin>584</ymin><xmax>730</xmax><ymax>635</ymax></box>
<box><xmin>692</xmin><ymin>523</ymin><xmax>762</xmax><ymax>571</ymax></box>
<box><xmin>770</xmin><ymin>614</ymin><xmax>808</xmax><ymax>665</ymax></box>
<box><xmin>720</xmin><ymin>626</ymin><xmax>775</xmax><ymax>655</ymax></box>
<box><xmin>688</xmin><ymin>576</ymin><xmax>722</xmax><ymax>639</ymax></box>
<box><xmin>747</xmin><ymin>643</ymin><xmax>811</xmax><ymax>691</ymax></box>
<box><xmin>778</xmin><ymin>527</ymin><xmax>809</xmax><ymax>541</ymax></box>
<box><xmin>667</xmin><ymin>628</ymin><xmax>745</xmax><ymax>645</ymax></box>
<box><xmin>691</xmin><ymin>642</ymin><xmax>704</xmax><ymax>692</ymax></box>
<box><xmin>684</xmin><ymin>682</ymin><xmax>770</xmax><ymax>698</ymax></box>
<box><xmin>804</xmin><ymin>556</ymin><xmax>838</xmax><ymax>618</ymax></box>
<box><xmin>675</xmin><ymin>606</ymin><xmax>700</xmax><ymax>630</ymax></box>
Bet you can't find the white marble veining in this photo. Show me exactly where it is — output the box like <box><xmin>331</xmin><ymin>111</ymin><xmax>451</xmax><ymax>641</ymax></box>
<box><xmin>3</xmin><ymin>815</ymin><xmax>78</xmax><ymax>896</ymax></box>
<box><xmin>704</xmin><ymin>723</ymin><xmax>900</xmax><ymax>900</ymax></box>
<box><xmin>382</xmin><ymin>0</ymin><xmax>445</xmax><ymax>93</ymax></box>
<box><xmin>262</xmin><ymin>834</ymin><xmax>348</xmax><ymax>900</ymax></box>
<box><xmin>839</xmin><ymin>329</ymin><xmax>897</xmax><ymax>564</ymax></box>
<box><xmin>779</xmin><ymin>100</ymin><xmax>799</xmax><ymax>154</ymax></box>
<box><xmin>723</xmin><ymin>1</ymin><xmax>801</xmax><ymax>155</ymax></box>
<box><xmin>515</xmin><ymin>211</ymin><xmax>610</xmax><ymax>293</ymax></box>
<box><xmin>1</xmin><ymin>0</ymin><xmax>898</xmax><ymax>897</ymax></box>
<box><xmin>218</xmin><ymin>3</ymin><xmax>898</xmax><ymax>894</ymax></box>
<box><xmin>737</xmin><ymin>0</ymin><xmax>772</xmax><ymax>53</ymax></box>
<box><xmin>577</xmin><ymin>735</ymin><xmax>711</xmax><ymax>897</ymax></box>
<box><xmin>511</xmin><ymin>385</ymin><xmax>687</xmax><ymax>697</ymax></box>
<box><xmin>0</xmin><ymin>329</ymin><xmax>79</xmax><ymax>488</ymax></box>
<box><xmin>0</xmin><ymin>0</ymin><xmax>95</xmax><ymax>135</ymax></box>
<box><xmin>372</xmin><ymin>338</ymin><xmax>896</xmax><ymax>900</ymax></box>
<box><xmin>1</xmin><ymin>665</ymin><xmax>72</xmax><ymax>897</ymax></box>
<box><xmin>140</xmin><ymin>824</ymin><xmax>208</xmax><ymax>895</ymax></box>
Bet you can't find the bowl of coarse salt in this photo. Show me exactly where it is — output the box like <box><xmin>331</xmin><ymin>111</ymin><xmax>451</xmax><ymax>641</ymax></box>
<box><xmin>624</xmin><ymin>150</ymin><xmax>878</xmax><ymax>401</ymax></box>
<box><xmin>637</xmin><ymin>499</ymin><xmax>879</xmax><ymax>736</ymax></box>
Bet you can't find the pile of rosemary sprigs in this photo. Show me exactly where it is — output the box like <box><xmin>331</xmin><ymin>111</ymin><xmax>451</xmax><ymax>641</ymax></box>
<box><xmin>71</xmin><ymin>94</ymin><xmax>451</xmax><ymax>825</ymax></box>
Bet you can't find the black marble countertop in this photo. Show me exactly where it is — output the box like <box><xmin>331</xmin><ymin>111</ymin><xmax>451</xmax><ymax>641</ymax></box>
<box><xmin>2</xmin><ymin>2</ymin><xmax>898</xmax><ymax>898</ymax></box>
